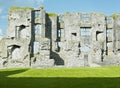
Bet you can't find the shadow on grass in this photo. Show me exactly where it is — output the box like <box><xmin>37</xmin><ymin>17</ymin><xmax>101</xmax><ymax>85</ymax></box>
<box><xmin>0</xmin><ymin>69</ymin><xmax>120</xmax><ymax>88</ymax></box>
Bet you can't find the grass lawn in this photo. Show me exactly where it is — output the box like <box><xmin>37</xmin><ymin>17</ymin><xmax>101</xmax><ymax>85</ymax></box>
<box><xmin>0</xmin><ymin>66</ymin><xmax>120</xmax><ymax>88</ymax></box>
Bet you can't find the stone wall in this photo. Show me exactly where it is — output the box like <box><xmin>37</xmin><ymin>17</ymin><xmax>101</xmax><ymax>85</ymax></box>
<box><xmin>0</xmin><ymin>7</ymin><xmax>120</xmax><ymax>68</ymax></box>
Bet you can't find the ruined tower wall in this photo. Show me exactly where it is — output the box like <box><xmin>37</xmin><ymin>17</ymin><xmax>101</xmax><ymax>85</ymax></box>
<box><xmin>55</xmin><ymin>13</ymin><xmax>107</xmax><ymax>67</ymax></box>
<box><xmin>0</xmin><ymin>7</ymin><xmax>34</xmax><ymax>68</ymax></box>
<box><xmin>1</xmin><ymin>7</ymin><xmax>120</xmax><ymax>68</ymax></box>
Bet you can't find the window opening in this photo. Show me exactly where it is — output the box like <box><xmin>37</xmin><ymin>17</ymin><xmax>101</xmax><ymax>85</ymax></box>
<box><xmin>71</xmin><ymin>33</ymin><xmax>77</xmax><ymax>36</ymax></box>
<box><xmin>35</xmin><ymin>25</ymin><xmax>41</xmax><ymax>35</ymax></box>
<box><xmin>35</xmin><ymin>10</ymin><xmax>41</xmax><ymax>18</ymax></box>
<box><xmin>107</xmin><ymin>29</ymin><xmax>112</xmax><ymax>37</ymax></box>
<box><xmin>34</xmin><ymin>41</ymin><xmax>40</xmax><ymax>54</ymax></box>
<box><xmin>81</xmin><ymin>27</ymin><xmax>91</xmax><ymax>36</ymax></box>
<box><xmin>81</xmin><ymin>13</ymin><xmax>90</xmax><ymax>21</ymax></box>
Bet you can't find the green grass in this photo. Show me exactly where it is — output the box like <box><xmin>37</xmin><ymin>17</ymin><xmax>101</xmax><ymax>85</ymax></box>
<box><xmin>0</xmin><ymin>66</ymin><xmax>120</xmax><ymax>88</ymax></box>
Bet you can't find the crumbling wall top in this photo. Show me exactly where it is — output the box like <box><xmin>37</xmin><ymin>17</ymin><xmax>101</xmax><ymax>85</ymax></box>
<box><xmin>9</xmin><ymin>6</ymin><xmax>34</xmax><ymax>12</ymax></box>
<box><xmin>48</xmin><ymin>12</ymin><xmax>57</xmax><ymax>17</ymax></box>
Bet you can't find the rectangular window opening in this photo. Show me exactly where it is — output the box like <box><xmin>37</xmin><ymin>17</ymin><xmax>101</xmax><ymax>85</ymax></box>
<box><xmin>81</xmin><ymin>13</ymin><xmax>90</xmax><ymax>21</ymax></box>
<box><xmin>58</xmin><ymin>42</ymin><xmax>63</xmax><ymax>47</ymax></box>
<box><xmin>35</xmin><ymin>10</ymin><xmax>41</xmax><ymax>18</ymax></box>
<box><xmin>106</xmin><ymin>17</ymin><xmax>112</xmax><ymax>24</ymax></box>
<box><xmin>35</xmin><ymin>24</ymin><xmax>41</xmax><ymax>35</ymax></box>
<box><xmin>81</xmin><ymin>27</ymin><xmax>91</xmax><ymax>36</ymax></box>
<box><xmin>107</xmin><ymin>29</ymin><xmax>112</xmax><ymax>37</ymax></box>
<box><xmin>107</xmin><ymin>42</ymin><xmax>112</xmax><ymax>47</ymax></box>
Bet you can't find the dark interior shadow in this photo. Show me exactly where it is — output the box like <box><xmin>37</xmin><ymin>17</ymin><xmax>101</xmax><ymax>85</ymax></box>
<box><xmin>0</xmin><ymin>69</ymin><xmax>120</xmax><ymax>88</ymax></box>
<box><xmin>51</xmin><ymin>51</ymin><xmax>64</xmax><ymax>65</ymax></box>
<box><xmin>45</xmin><ymin>14</ymin><xmax>52</xmax><ymax>39</ymax></box>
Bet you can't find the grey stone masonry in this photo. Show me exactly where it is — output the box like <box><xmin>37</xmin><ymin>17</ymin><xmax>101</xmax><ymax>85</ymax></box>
<box><xmin>0</xmin><ymin>7</ymin><xmax>120</xmax><ymax>68</ymax></box>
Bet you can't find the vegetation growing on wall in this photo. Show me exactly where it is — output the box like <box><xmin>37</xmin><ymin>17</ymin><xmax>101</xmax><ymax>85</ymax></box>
<box><xmin>112</xmin><ymin>14</ymin><xmax>118</xmax><ymax>19</ymax></box>
<box><xmin>9</xmin><ymin>6</ymin><xmax>34</xmax><ymax>12</ymax></box>
<box><xmin>48</xmin><ymin>12</ymin><xmax>57</xmax><ymax>17</ymax></box>
<box><xmin>66</xmin><ymin>12</ymin><xmax>70</xmax><ymax>14</ymax></box>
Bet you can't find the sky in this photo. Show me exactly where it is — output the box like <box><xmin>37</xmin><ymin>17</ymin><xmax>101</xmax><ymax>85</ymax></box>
<box><xmin>0</xmin><ymin>0</ymin><xmax>120</xmax><ymax>36</ymax></box>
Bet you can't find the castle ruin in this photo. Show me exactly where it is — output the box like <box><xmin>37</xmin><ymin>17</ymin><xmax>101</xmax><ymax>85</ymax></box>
<box><xmin>0</xmin><ymin>7</ymin><xmax>120</xmax><ymax>68</ymax></box>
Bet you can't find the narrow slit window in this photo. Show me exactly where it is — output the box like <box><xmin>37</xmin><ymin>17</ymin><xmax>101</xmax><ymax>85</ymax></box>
<box><xmin>58</xmin><ymin>29</ymin><xmax>61</xmax><ymax>37</ymax></box>
<box><xmin>34</xmin><ymin>41</ymin><xmax>40</xmax><ymax>54</ymax></box>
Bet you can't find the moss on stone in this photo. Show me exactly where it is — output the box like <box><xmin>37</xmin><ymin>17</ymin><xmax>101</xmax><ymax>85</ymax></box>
<box><xmin>66</xmin><ymin>12</ymin><xmax>70</xmax><ymax>14</ymax></box>
<box><xmin>48</xmin><ymin>12</ymin><xmax>57</xmax><ymax>17</ymax></box>
<box><xmin>112</xmin><ymin>14</ymin><xmax>118</xmax><ymax>19</ymax></box>
<box><xmin>35</xmin><ymin>18</ymin><xmax>40</xmax><ymax>23</ymax></box>
<box><xmin>9</xmin><ymin>6</ymin><xmax>34</xmax><ymax>12</ymax></box>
